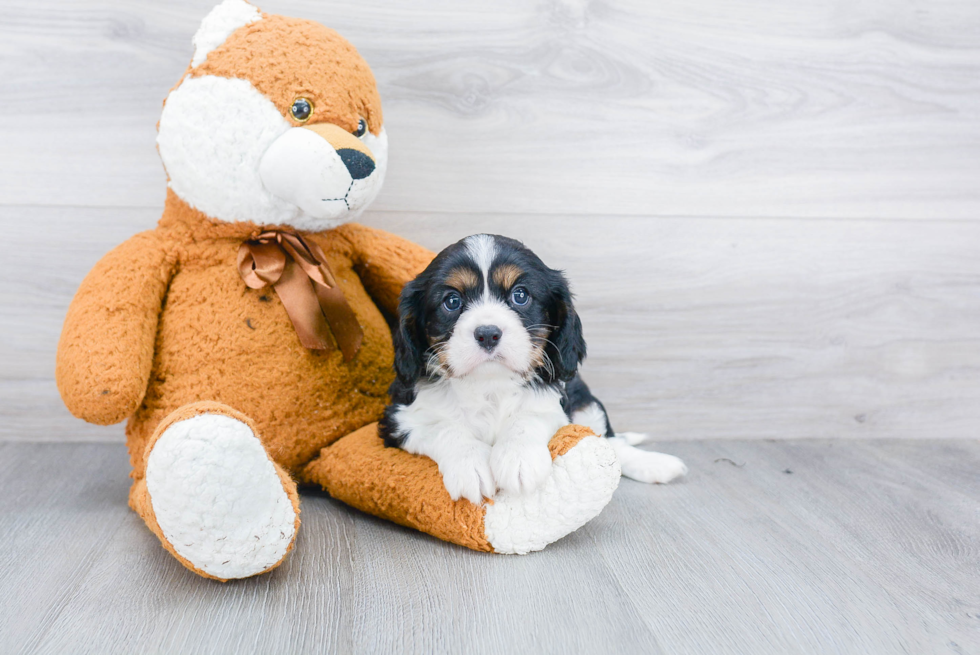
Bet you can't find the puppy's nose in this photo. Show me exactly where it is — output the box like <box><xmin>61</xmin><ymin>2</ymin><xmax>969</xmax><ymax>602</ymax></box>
<box><xmin>337</xmin><ymin>148</ymin><xmax>375</xmax><ymax>180</ymax></box>
<box><xmin>474</xmin><ymin>325</ymin><xmax>502</xmax><ymax>352</ymax></box>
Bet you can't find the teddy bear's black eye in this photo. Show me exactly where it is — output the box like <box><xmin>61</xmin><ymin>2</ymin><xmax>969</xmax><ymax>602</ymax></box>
<box><xmin>291</xmin><ymin>98</ymin><xmax>313</xmax><ymax>122</ymax></box>
<box><xmin>354</xmin><ymin>118</ymin><xmax>367</xmax><ymax>137</ymax></box>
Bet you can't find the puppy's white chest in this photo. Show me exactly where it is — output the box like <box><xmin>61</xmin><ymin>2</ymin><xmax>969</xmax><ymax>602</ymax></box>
<box><xmin>450</xmin><ymin>374</ymin><xmax>567</xmax><ymax>446</ymax></box>
<box><xmin>394</xmin><ymin>365</ymin><xmax>569</xmax><ymax>449</ymax></box>
<box><xmin>458</xmin><ymin>386</ymin><xmax>521</xmax><ymax>446</ymax></box>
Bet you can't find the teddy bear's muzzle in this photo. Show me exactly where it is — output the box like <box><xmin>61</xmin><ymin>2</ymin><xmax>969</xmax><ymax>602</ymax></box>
<box><xmin>258</xmin><ymin>122</ymin><xmax>383</xmax><ymax>221</ymax></box>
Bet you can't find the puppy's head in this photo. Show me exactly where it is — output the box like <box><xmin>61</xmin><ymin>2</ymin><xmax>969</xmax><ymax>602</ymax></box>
<box><xmin>394</xmin><ymin>234</ymin><xmax>586</xmax><ymax>385</ymax></box>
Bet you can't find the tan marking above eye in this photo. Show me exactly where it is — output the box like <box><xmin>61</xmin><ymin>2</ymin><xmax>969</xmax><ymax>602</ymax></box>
<box><xmin>445</xmin><ymin>267</ymin><xmax>479</xmax><ymax>291</ymax></box>
<box><xmin>493</xmin><ymin>264</ymin><xmax>523</xmax><ymax>290</ymax></box>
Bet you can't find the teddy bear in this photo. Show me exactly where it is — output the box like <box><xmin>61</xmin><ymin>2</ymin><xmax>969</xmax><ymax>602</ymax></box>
<box><xmin>55</xmin><ymin>0</ymin><xmax>622</xmax><ymax>581</ymax></box>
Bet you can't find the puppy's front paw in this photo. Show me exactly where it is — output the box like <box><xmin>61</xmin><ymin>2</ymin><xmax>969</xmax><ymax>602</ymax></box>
<box><xmin>438</xmin><ymin>442</ymin><xmax>495</xmax><ymax>505</ymax></box>
<box><xmin>490</xmin><ymin>441</ymin><xmax>553</xmax><ymax>495</ymax></box>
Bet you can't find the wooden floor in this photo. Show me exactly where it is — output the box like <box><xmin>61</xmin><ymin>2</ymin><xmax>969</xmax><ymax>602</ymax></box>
<box><xmin>1</xmin><ymin>439</ymin><xmax>977</xmax><ymax>654</ymax></box>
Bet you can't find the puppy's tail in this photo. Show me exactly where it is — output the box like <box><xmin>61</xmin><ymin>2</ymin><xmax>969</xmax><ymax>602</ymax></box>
<box><xmin>614</xmin><ymin>431</ymin><xmax>651</xmax><ymax>446</ymax></box>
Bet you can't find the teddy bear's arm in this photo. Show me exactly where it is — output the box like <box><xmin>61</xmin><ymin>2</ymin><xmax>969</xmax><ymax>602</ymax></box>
<box><xmin>337</xmin><ymin>224</ymin><xmax>435</xmax><ymax>317</ymax></box>
<box><xmin>56</xmin><ymin>230</ymin><xmax>175</xmax><ymax>425</ymax></box>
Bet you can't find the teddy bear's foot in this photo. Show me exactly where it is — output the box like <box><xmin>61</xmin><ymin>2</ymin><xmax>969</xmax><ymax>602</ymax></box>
<box><xmin>129</xmin><ymin>402</ymin><xmax>300</xmax><ymax>581</ymax></box>
<box><xmin>302</xmin><ymin>423</ymin><xmax>620</xmax><ymax>554</ymax></box>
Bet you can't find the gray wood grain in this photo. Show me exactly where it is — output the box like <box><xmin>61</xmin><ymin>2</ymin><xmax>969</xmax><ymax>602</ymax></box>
<box><xmin>596</xmin><ymin>440</ymin><xmax>980</xmax><ymax>654</ymax></box>
<box><xmin>0</xmin><ymin>0</ymin><xmax>978</xmax><ymax>218</ymax></box>
<box><xmin>1</xmin><ymin>440</ymin><xmax>977</xmax><ymax>654</ymax></box>
<box><xmin>7</xmin><ymin>205</ymin><xmax>980</xmax><ymax>441</ymax></box>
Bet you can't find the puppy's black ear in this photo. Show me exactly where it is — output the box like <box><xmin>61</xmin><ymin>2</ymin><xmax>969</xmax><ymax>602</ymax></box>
<box><xmin>393</xmin><ymin>278</ymin><xmax>429</xmax><ymax>386</ymax></box>
<box><xmin>544</xmin><ymin>270</ymin><xmax>587</xmax><ymax>382</ymax></box>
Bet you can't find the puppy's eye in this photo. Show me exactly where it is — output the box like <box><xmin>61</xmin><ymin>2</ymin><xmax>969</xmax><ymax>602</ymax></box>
<box><xmin>511</xmin><ymin>286</ymin><xmax>530</xmax><ymax>306</ymax></box>
<box><xmin>291</xmin><ymin>98</ymin><xmax>313</xmax><ymax>122</ymax></box>
<box><xmin>354</xmin><ymin>118</ymin><xmax>367</xmax><ymax>137</ymax></box>
<box><xmin>443</xmin><ymin>292</ymin><xmax>462</xmax><ymax>311</ymax></box>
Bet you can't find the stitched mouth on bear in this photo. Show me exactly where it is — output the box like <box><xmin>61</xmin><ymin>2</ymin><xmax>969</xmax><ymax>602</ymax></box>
<box><xmin>322</xmin><ymin>180</ymin><xmax>354</xmax><ymax>209</ymax></box>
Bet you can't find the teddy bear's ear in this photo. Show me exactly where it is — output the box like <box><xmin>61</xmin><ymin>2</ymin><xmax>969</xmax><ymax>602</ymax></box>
<box><xmin>190</xmin><ymin>0</ymin><xmax>262</xmax><ymax>68</ymax></box>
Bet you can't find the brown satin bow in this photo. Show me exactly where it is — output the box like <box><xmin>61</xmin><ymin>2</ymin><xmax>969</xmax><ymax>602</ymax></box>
<box><xmin>237</xmin><ymin>230</ymin><xmax>363</xmax><ymax>360</ymax></box>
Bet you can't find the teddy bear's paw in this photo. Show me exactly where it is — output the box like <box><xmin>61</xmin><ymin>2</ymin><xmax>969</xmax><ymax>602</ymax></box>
<box><xmin>145</xmin><ymin>413</ymin><xmax>298</xmax><ymax>579</ymax></box>
<box><xmin>483</xmin><ymin>435</ymin><xmax>621</xmax><ymax>555</ymax></box>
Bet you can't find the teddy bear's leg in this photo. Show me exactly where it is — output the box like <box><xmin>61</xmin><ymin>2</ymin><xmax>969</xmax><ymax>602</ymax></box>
<box><xmin>301</xmin><ymin>423</ymin><xmax>620</xmax><ymax>554</ymax></box>
<box><xmin>128</xmin><ymin>402</ymin><xmax>301</xmax><ymax>581</ymax></box>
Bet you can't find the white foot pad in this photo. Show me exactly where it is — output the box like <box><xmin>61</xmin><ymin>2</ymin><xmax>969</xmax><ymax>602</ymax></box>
<box><xmin>484</xmin><ymin>436</ymin><xmax>621</xmax><ymax>554</ymax></box>
<box><xmin>146</xmin><ymin>414</ymin><xmax>297</xmax><ymax>579</ymax></box>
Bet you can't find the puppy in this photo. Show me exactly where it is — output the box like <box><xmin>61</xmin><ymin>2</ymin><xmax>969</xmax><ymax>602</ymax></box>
<box><xmin>379</xmin><ymin>234</ymin><xmax>687</xmax><ymax>504</ymax></box>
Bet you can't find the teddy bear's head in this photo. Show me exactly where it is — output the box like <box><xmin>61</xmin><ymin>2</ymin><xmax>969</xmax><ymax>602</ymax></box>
<box><xmin>157</xmin><ymin>0</ymin><xmax>387</xmax><ymax>231</ymax></box>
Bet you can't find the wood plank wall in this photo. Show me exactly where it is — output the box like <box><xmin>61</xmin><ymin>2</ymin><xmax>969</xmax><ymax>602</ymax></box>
<box><xmin>2</xmin><ymin>0</ymin><xmax>978</xmax><ymax>441</ymax></box>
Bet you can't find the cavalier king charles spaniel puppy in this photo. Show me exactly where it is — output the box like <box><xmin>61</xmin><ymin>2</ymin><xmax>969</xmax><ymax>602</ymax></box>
<box><xmin>379</xmin><ymin>234</ymin><xmax>687</xmax><ymax>504</ymax></box>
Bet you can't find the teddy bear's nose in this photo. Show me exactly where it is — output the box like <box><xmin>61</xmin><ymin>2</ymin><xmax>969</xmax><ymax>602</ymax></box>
<box><xmin>337</xmin><ymin>148</ymin><xmax>375</xmax><ymax>180</ymax></box>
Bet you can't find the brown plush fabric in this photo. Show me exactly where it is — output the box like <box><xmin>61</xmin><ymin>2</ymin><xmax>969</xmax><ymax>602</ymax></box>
<box><xmin>128</xmin><ymin>401</ymin><xmax>302</xmax><ymax>581</ymax></box>
<box><xmin>56</xmin><ymin>230</ymin><xmax>177</xmax><ymax>426</ymax></box>
<box><xmin>303</xmin><ymin>423</ymin><xmax>494</xmax><ymax>552</ymax></box>
<box><xmin>191</xmin><ymin>13</ymin><xmax>383</xmax><ymax>136</ymax></box>
<box><xmin>57</xmin><ymin>191</ymin><xmax>434</xmax><ymax>481</ymax></box>
<box><xmin>303</xmin><ymin>423</ymin><xmax>599</xmax><ymax>553</ymax></box>
<box><xmin>547</xmin><ymin>424</ymin><xmax>598</xmax><ymax>458</ymax></box>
